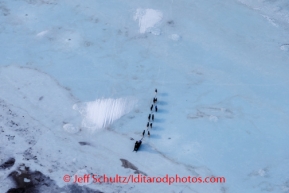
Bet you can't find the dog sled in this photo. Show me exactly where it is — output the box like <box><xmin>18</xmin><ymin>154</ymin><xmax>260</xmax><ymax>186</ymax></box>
<box><xmin>133</xmin><ymin>140</ymin><xmax>142</xmax><ymax>152</ymax></box>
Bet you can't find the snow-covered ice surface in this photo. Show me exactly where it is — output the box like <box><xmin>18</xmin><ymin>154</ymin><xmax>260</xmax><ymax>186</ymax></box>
<box><xmin>0</xmin><ymin>0</ymin><xmax>289</xmax><ymax>193</ymax></box>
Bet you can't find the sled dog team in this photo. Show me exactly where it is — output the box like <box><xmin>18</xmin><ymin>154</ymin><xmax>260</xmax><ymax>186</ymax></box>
<box><xmin>134</xmin><ymin>89</ymin><xmax>158</xmax><ymax>151</ymax></box>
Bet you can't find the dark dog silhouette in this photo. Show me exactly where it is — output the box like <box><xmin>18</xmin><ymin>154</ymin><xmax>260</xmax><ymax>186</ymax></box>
<box><xmin>153</xmin><ymin>97</ymin><xmax>157</xmax><ymax>103</ymax></box>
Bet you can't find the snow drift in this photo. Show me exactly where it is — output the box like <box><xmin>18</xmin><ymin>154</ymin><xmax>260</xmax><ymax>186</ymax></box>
<box><xmin>134</xmin><ymin>8</ymin><xmax>163</xmax><ymax>34</ymax></box>
<box><xmin>74</xmin><ymin>97</ymin><xmax>137</xmax><ymax>131</ymax></box>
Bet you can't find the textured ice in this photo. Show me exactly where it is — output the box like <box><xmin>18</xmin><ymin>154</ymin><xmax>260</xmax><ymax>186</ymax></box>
<box><xmin>237</xmin><ymin>0</ymin><xmax>289</xmax><ymax>28</ymax></box>
<box><xmin>169</xmin><ymin>34</ymin><xmax>180</xmax><ymax>41</ymax></box>
<box><xmin>63</xmin><ymin>123</ymin><xmax>79</xmax><ymax>134</ymax></box>
<box><xmin>280</xmin><ymin>44</ymin><xmax>289</xmax><ymax>51</ymax></box>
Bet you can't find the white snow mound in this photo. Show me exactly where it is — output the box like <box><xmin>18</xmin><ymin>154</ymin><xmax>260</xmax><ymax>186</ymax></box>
<box><xmin>74</xmin><ymin>97</ymin><xmax>137</xmax><ymax>131</ymax></box>
<box><xmin>134</xmin><ymin>8</ymin><xmax>163</xmax><ymax>34</ymax></box>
